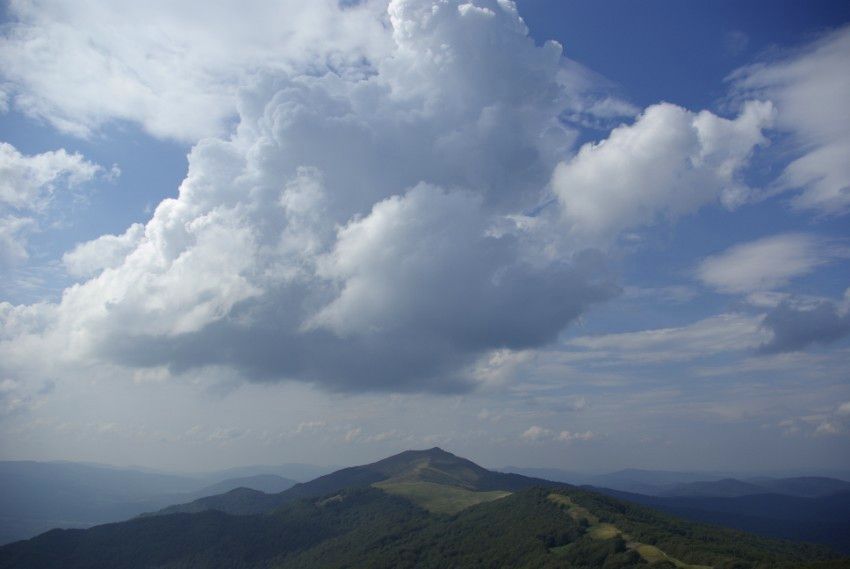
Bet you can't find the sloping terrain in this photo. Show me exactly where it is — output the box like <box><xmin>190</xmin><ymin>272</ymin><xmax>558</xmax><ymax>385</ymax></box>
<box><xmin>502</xmin><ymin>467</ymin><xmax>850</xmax><ymax>499</ymax></box>
<box><xmin>0</xmin><ymin>461</ymin><xmax>203</xmax><ymax>544</ymax></box>
<box><xmin>658</xmin><ymin>479</ymin><xmax>772</xmax><ymax>498</ymax></box>
<box><xmin>594</xmin><ymin>487</ymin><xmax>850</xmax><ymax>553</ymax></box>
<box><xmin>655</xmin><ymin>477</ymin><xmax>850</xmax><ymax>499</ymax></box>
<box><xmin>0</xmin><ymin>461</ymin><xmax>298</xmax><ymax>544</ymax></box>
<box><xmin>149</xmin><ymin>447</ymin><xmax>550</xmax><ymax>516</ymax></box>
<box><xmin>373</xmin><ymin>480</ymin><xmax>510</xmax><ymax>514</ymax></box>
<box><xmin>2</xmin><ymin>485</ymin><xmax>845</xmax><ymax>569</ymax></box>
<box><xmin>1</xmin><ymin>449</ymin><xmax>849</xmax><ymax>569</ymax></box>
<box><xmin>750</xmin><ymin>477</ymin><xmax>850</xmax><ymax>498</ymax></box>
<box><xmin>194</xmin><ymin>474</ymin><xmax>296</xmax><ymax>496</ymax></box>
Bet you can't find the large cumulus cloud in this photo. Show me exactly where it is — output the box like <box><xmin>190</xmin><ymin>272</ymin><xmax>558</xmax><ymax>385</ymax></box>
<box><xmin>0</xmin><ymin>0</ymin><xmax>627</xmax><ymax>394</ymax></box>
<box><xmin>0</xmin><ymin>0</ymin><xmax>783</xmax><ymax>395</ymax></box>
<box><xmin>0</xmin><ymin>0</ymin><xmax>390</xmax><ymax>140</ymax></box>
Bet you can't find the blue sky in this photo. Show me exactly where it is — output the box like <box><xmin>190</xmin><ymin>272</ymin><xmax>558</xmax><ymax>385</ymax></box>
<box><xmin>0</xmin><ymin>0</ymin><xmax>848</xmax><ymax>473</ymax></box>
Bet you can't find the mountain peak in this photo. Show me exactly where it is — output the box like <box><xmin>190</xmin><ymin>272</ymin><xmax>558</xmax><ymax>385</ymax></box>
<box><xmin>414</xmin><ymin>447</ymin><xmax>455</xmax><ymax>458</ymax></box>
<box><xmin>368</xmin><ymin>448</ymin><xmax>492</xmax><ymax>490</ymax></box>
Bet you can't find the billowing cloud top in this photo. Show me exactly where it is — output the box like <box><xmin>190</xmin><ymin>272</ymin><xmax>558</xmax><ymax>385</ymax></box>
<box><xmin>0</xmin><ymin>0</ymin><xmax>635</xmax><ymax>393</ymax></box>
<box><xmin>0</xmin><ymin>0</ymin><xmax>837</xmax><ymax>400</ymax></box>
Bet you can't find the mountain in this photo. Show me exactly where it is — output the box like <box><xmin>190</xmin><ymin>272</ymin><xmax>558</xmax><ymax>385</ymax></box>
<box><xmin>193</xmin><ymin>474</ymin><xmax>296</xmax><ymax>496</ymax></box>
<box><xmin>592</xmin><ymin>487</ymin><xmax>850</xmax><ymax>554</ymax></box>
<box><xmin>747</xmin><ymin>477</ymin><xmax>850</xmax><ymax>498</ymax></box>
<box><xmin>658</xmin><ymin>478</ymin><xmax>779</xmax><ymax>498</ymax></box>
<box><xmin>502</xmin><ymin>466</ymin><xmax>737</xmax><ymax>495</ymax></box>
<box><xmin>0</xmin><ymin>460</ymin><xmax>203</xmax><ymax>545</ymax></box>
<box><xmin>195</xmin><ymin>463</ymin><xmax>335</xmax><ymax>483</ymax></box>
<box><xmin>503</xmin><ymin>466</ymin><xmax>850</xmax><ymax>499</ymax></box>
<box><xmin>149</xmin><ymin>447</ymin><xmax>547</xmax><ymax>517</ymax></box>
<box><xmin>2</xmin><ymin>448</ymin><xmax>848</xmax><ymax>569</ymax></box>
<box><xmin>0</xmin><ymin>461</ymin><xmax>297</xmax><ymax>545</ymax></box>
<box><xmin>649</xmin><ymin>476</ymin><xmax>850</xmax><ymax>498</ymax></box>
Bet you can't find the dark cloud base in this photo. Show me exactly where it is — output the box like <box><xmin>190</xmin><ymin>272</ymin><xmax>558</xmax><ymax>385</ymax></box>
<box><xmin>99</xmin><ymin>257</ymin><xmax>618</xmax><ymax>394</ymax></box>
<box><xmin>759</xmin><ymin>300</ymin><xmax>850</xmax><ymax>354</ymax></box>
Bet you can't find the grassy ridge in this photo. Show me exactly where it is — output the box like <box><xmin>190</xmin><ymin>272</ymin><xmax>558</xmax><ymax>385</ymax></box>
<box><xmin>374</xmin><ymin>480</ymin><xmax>510</xmax><ymax>514</ymax></box>
<box><xmin>548</xmin><ymin>494</ymin><xmax>712</xmax><ymax>568</ymax></box>
<box><xmin>2</xmin><ymin>486</ymin><xmax>848</xmax><ymax>568</ymax></box>
<box><xmin>2</xmin><ymin>448</ymin><xmax>848</xmax><ymax>568</ymax></box>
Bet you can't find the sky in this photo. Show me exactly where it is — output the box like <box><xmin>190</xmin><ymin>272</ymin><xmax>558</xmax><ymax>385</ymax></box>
<box><xmin>0</xmin><ymin>0</ymin><xmax>849</xmax><ymax>475</ymax></box>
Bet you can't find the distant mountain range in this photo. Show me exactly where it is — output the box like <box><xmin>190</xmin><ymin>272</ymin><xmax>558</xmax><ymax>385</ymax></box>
<box><xmin>1</xmin><ymin>448</ymin><xmax>847</xmax><ymax>568</ymax></box>
<box><xmin>500</xmin><ymin>466</ymin><xmax>850</xmax><ymax>553</ymax></box>
<box><xmin>592</xmin><ymin>487</ymin><xmax>850</xmax><ymax>555</ymax></box>
<box><xmin>145</xmin><ymin>447</ymin><xmax>544</xmax><ymax>517</ymax></box>
<box><xmin>0</xmin><ymin>460</ymin><xmax>315</xmax><ymax>544</ymax></box>
<box><xmin>653</xmin><ymin>476</ymin><xmax>850</xmax><ymax>498</ymax></box>
<box><xmin>502</xmin><ymin>466</ymin><xmax>850</xmax><ymax>498</ymax></box>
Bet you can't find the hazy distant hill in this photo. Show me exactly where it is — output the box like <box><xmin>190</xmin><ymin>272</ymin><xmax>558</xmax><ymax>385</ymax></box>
<box><xmin>593</xmin><ymin>487</ymin><xmax>850</xmax><ymax>553</ymax></box>
<box><xmin>748</xmin><ymin>477</ymin><xmax>850</xmax><ymax>498</ymax></box>
<box><xmin>0</xmin><ymin>461</ymin><xmax>297</xmax><ymax>544</ymax></box>
<box><xmin>2</xmin><ymin>448</ymin><xmax>847</xmax><ymax>569</ymax></box>
<box><xmin>657</xmin><ymin>478</ymin><xmax>769</xmax><ymax>498</ymax></box>
<box><xmin>193</xmin><ymin>474</ymin><xmax>296</xmax><ymax>497</ymax></box>
<box><xmin>503</xmin><ymin>466</ymin><xmax>850</xmax><ymax>499</ymax></box>
<box><xmin>502</xmin><ymin>466</ymin><xmax>738</xmax><ymax>495</ymax></box>
<box><xmin>193</xmin><ymin>463</ymin><xmax>335</xmax><ymax>483</ymax></box>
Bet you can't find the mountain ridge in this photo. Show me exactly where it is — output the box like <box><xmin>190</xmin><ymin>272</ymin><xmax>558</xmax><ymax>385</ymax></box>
<box><xmin>147</xmin><ymin>447</ymin><xmax>557</xmax><ymax>517</ymax></box>
<box><xmin>2</xmin><ymin>448</ymin><xmax>847</xmax><ymax>569</ymax></box>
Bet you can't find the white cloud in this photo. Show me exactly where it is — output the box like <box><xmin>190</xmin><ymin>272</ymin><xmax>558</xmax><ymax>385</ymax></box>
<box><xmin>568</xmin><ymin>313</ymin><xmax>767</xmax><ymax>363</ymax></box>
<box><xmin>696</xmin><ymin>233</ymin><xmax>845</xmax><ymax>294</ymax></box>
<box><xmin>815</xmin><ymin>421</ymin><xmax>840</xmax><ymax>436</ymax></box>
<box><xmin>5</xmin><ymin>0</ymin><xmax>836</xmax><ymax>408</ymax></box>
<box><xmin>0</xmin><ymin>0</ymin><xmax>390</xmax><ymax>141</ymax></box>
<box><xmin>0</xmin><ymin>376</ymin><xmax>50</xmax><ymax>416</ymax></box>
<box><xmin>343</xmin><ymin>427</ymin><xmax>362</xmax><ymax>443</ymax></box>
<box><xmin>62</xmin><ymin>223</ymin><xmax>145</xmax><ymax>278</ymax></box>
<box><xmin>521</xmin><ymin>425</ymin><xmax>594</xmax><ymax>443</ymax></box>
<box><xmin>0</xmin><ymin>0</ymin><xmax>621</xmax><ymax>395</ymax></box>
<box><xmin>556</xmin><ymin>430</ymin><xmax>594</xmax><ymax>442</ymax></box>
<box><xmin>295</xmin><ymin>420</ymin><xmax>327</xmax><ymax>434</ymax></box>
<box><xmin>838</xmin><ymin>402</ymin><xmax>850</xmax><ymax>417</ymax></box>
<box><xmin>553</xmin><ymin>100</ymin><xmax>774</xmax><ymax>242</ymax></box>
<box><xmin>521</xmin><ymin>425</ymin><xmax>551</xmax><ymax>441</ymax></box>
<box><xmin>0</xmin><ymin>141</ymin><xmax>102</xmax><ymax>212</ymax></box>
<box><xmin>730</xmin><ymin>25</ymin><xmax>850</xmax><ymax>214</ymax></box>
<box><xmin>0</xmin><ymin>216</ymin><xmax>35</xmax><ymax>265</ymax></box>
<box><xmin>0</xmin><ymin>141</ymin><xmax>107</xmax><ymax>265</ymax></box>
<box><xmin>208</xmin><ymin>427</ymin><xmax>247</xmax><ymax>444</ymax></box>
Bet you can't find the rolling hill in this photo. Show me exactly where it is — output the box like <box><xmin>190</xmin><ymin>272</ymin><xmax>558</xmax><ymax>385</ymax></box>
<box><xmin>592</xmin><ymin>487</ymin><xmax>850</xmax><ymax>554</ymax></box>
<box><xmin>194</xmin><ymin>474</ymin><xmax>297</xmax><ymax>496</ymax></box>
<box><xmin>502</xmin><ymin>466</ymin><xmax>850</xmax><ymax>499</ymax></box>
<box><xmin>651</xmin><ymin>477</ymin><xmax>850</xmax><ymax>499</ymax></box>
<box><xmin>147</xmin><ymin>447</ymin><xmax>547</xmax><ymax>517</ymax></box>
<box><xmin>1</xmin><ymin>448</ymin><xmax>848</xmax><ymax>569</ymax></box>
<box><xmin>0</xmin><ymin>461</ymin><xmax>297</xmax><ymax>544</ymax></box>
